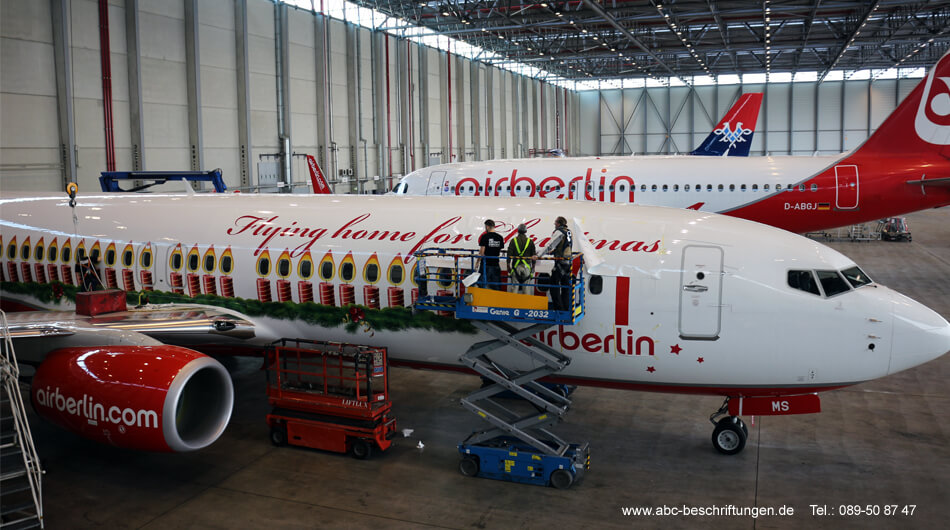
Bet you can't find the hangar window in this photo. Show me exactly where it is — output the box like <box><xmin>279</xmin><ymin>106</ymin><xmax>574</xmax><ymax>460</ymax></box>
<box><xmin>787</xmin><ymin>270</ymin><xmax>820</xmax><ymax>296</ymax></box>
<box><xmin>48</xmin><ymin>243</ymin><xmax>58</xmax><ymax>262</ymax></box>
<box><xmin>20</xmin><ymin>243</ymin><xmax>30</xmax><ymax>261</ymax></box>
<box><xmin>34</xmin><ymin>244</ymin><xmax>44</xmax><ymax>262</ymax></box>
<box><xmin>841</xmin><ymin>266</ymin><xmax>872</xmax><ymax>288</ymax></box>
<box><xmin>816</xmin><ymin>270</ymin><xmax>851</xmax><ymax>297</ymax></box>
<box><xmin>588</xmin><ymin>275</ymin><xmax>603</xmax><ymax>295</ymax></box>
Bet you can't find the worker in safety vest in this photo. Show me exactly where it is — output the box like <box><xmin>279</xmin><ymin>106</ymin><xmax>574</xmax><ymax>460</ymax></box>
<box><xmin>506</xmin><ymin>223</ymin><xmax>536</xmax><ymax>294</ymax></box>
<box><xmin>536</xmin><ymin>216</ymin><xmax>573</xmax><ymax>311</ymax></box>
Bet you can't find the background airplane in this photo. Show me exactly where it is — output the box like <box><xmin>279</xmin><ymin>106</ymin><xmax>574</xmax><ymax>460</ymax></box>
<box><xmin>391</xmin><ymin>52</ymin><xmax>950</xmax><ymax>234</ymax></box>
<box><xmin>690</xmin><ymin>93</ymin><xmax>763</xmax><ymax>156</ymax></box>
<box><xmin>2</xmin><ymin>192</ymin><xmax>948</xmax><ymax>456</ymax></box>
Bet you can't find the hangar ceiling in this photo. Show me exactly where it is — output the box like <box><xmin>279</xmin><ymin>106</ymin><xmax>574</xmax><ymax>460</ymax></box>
<box><xmin>353</xmin><ymin>0</ymin><xmax>950</xmax><ymax>82</ymax></box>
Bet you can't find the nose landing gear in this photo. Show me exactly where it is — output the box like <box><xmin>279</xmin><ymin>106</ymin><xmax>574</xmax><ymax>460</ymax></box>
<box><xmin>710</xmin><ymin>398</ymin><xmax>749</xmax><ymax>455</ymax></box>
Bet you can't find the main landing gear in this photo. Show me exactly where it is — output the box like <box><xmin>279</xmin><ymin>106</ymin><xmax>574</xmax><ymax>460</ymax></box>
<box><xmin>709</xmin><ymin>398</ymin><xmax>749</xmax><ymax>455</ymax></box>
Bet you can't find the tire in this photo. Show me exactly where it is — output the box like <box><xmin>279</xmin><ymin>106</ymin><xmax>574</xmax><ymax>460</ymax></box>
<box><xmin>736</xmin><ymin>417</ymin><xmax>749</xmax><ymax>438</ymax></box>
<box><xmin>350</xmin><ymin>439</ymin><xmax>373</xmax><ymax>460</ymax></box>
<box><xmin>459</xmin><ymin>455</ymin><xmax>479</xmax><ymax>477</ymax></box>
<box><xmin>270</xmin><ymin>425</ymin><xmax>287</xmax><ymax>447</ymax></box>
<box><xmin>550</xmin><ymin>469</ymin><xmax>574</xmax><ymax>490</ymax></box>
<box><xmin>712</xmin><ymin>417</ymin><xmax>747</xmax><ymax>455</ymax></box>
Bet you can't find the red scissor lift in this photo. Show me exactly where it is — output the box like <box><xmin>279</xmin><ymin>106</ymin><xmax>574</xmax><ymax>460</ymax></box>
<box><xmin>265</xmin><ymin>339</ymin><xmax>396</xmax><ymax>459</ymax></box>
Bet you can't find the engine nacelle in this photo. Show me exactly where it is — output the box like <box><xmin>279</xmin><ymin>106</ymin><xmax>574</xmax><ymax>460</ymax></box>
<box><xmin>31</xmin><ymin>345</ymin><xmax>233</xmax><ymax>452</ymax></box>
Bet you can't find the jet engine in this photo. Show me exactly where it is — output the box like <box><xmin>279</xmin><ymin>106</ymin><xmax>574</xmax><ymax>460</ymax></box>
<box><xmin>31</xmin><ymin>345</ymin><xmax>233</xmax><ymax>452</ymax></box>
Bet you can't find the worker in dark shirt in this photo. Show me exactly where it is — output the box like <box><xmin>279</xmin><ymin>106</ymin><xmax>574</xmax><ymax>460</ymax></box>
<box><xmin>477</xmin><ymin>219</ymin><xmax>505</xmax><ymax>290</ymax></box>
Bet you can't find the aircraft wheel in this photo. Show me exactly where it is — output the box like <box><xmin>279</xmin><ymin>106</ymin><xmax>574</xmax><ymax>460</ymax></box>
<box><xmin>550</xmin><ymin>469</ymin><xmax>574</xmax><ymax>490</ymax></box>
<box><xmin>712</xmin><ymin>417</ymin><xmax>747</xmax><ymax>455</ymax></box>
<box><xmin>350</xmin><ymin>439</ymin><xmax>373</xmax><ymax>460</ymax></box>
<box><xmin>736</xmin><ymin>417</ymin><xmax>749</xmax><ymax>438</ymax></box>
<box><xmin>459</xmin><ymin>455</ymin><xmax>480</xmax><ymax>477</ymax></box>
<box><xmin>270</xmin><ymin>425</ymin><xmax>287</xmax><ymax>447</ymax></box>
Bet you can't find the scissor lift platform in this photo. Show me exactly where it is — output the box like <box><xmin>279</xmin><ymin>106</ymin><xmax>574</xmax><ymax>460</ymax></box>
<box><xmin>412</xmin><ymin>248</ymin><xmax>589</xmax><ymax>488</ymax></box>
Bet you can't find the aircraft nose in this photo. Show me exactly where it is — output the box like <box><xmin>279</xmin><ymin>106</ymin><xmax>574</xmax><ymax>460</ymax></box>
<box><xmin>888</xmin><ymin>290</ymin><xmax>950</xmax><ymax>375</ymax></box>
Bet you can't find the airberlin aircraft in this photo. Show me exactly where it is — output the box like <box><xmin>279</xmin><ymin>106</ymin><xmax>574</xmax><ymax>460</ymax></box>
<box><xmin>392</xmin><ymin>52</ymin><xmax>950</xmax><ymax>234</ymax></box>
<box><xmin>1</xmin><ymin>191</ymin><xmax>948</xmax><ymax>455</ymax></box>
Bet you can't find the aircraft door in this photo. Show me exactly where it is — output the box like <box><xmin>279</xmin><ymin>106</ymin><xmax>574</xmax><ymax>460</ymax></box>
<box><xmin>427</xmin><ymin>171</ymin><xmax>447</xmax><ymax>195</ymax></box>
<box><xmin>678</xmin><ymin>245</ymin><xmax>723</xmax><ymax>340</ymax></box>
<box><xmin>834</xmin><ymin>165</ymin><xmax>859</xmax><ymax>209</ymax></box>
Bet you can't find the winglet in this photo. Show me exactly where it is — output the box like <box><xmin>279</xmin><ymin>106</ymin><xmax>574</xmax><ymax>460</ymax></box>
<box><xmin>306</xmin><ymin>155</ymin><xmax>332</xmax><ymax>194</ymax></box>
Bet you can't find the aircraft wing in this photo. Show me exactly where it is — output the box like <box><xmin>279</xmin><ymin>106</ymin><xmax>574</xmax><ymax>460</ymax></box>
<box><xmin>5</xmin><ymin>304</ymin><xmax>260</xmax><ymax>364</ymax></box>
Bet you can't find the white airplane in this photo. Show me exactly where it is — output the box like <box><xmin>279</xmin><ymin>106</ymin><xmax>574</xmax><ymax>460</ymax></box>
<box><xmin>1</xmin><ymin>192</ymin><xmax>948</xmax><ymax>456</ymax></box>
<box><xmin>391</xmin><ymin>52</ymin><xmax>950</xmax><ymax>234</ymax></box>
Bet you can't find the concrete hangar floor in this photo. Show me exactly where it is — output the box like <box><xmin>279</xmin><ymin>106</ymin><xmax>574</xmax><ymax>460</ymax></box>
<box><xmin>23</xmin><ymin>208</ymin><xmax>949</xmax><ymax>529</ymax></box>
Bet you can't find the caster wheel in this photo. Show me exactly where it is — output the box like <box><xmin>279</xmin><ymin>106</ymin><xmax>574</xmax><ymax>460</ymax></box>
<box><xmin>712</xmin><ymin>417</ymin><xmax>747</xmax><ymax>455</ymax></box>
<box><xmin>350</xmin><ymin>439</ymin><xmax>373</xmax><ymax>460</ymax></box>
<box><xmin>550</xmin><ymin>469</ymin><xmax>574</xmax><ymax>490</ymax></box>
<box><xmin>270</xmin><ymin>425</ymin><xmax>287</xmax><ymax>447</ymax></box>
<box><xmin>459</xmin><ymin>455</ymin><xmax>480</xmax><ymax>477</ymax></box>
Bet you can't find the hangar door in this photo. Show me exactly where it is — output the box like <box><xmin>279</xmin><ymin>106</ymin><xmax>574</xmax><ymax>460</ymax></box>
<box><xmin>679</xmin><ymin>245</ymin><xmax>723</xmax><ymax>340</ymax></box>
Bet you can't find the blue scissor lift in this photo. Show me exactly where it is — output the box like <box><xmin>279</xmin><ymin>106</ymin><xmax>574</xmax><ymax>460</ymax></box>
<box><xmin>413</xmin><ymin>248</ymin><xmax>591</xmax><ymax>489</ymax></box>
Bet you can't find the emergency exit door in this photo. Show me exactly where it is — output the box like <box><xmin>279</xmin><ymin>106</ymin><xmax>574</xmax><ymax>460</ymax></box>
<box><xmin>679</xmin><ymin>245</ymin><xmax>724</xmax><ymax>340</ymax></box>
<box><xmin>427</xmin><ymin>171</ymin><xmax>447</xmax><ymax>195</ymax></box>
<box><xmin>834</xmin><ymin>165</ymin><xmax>859</xmax><ymax>210</ymax></box>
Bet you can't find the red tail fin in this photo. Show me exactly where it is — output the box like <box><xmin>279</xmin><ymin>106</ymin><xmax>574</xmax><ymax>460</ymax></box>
<box><xmin>306</xmin><ymin>155</ymin><xmax>331</xmax><ymax>194</ymax></box>
<box><xmin>855</xmin><ymin>50</ymin><xmax>950</xmax><ymax>157</ymax></box>
<box><xmin>716</xmin><ymin>93</ymin><xmax>763</xmax><ymax>134</ymax></box>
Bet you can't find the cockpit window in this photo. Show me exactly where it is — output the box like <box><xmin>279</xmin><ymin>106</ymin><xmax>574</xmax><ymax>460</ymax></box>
<box><xmin>816</xmin><ymin>270</ymin><xmax>851</xmax><ymax>297</ymax></box>
<box><xmin>788</xmin><ymin>270</ymin><xmax>820</xmax><ymax>296</ymax></box>
<box><xmin>393</xmin><ymin>182</ymin><xmax>408</xmax><ymax>194</ymax></box>
<box><xmin>841</xmin><ymin>266</ymin><xmax>872</xmax><ymax>288</ymax></box>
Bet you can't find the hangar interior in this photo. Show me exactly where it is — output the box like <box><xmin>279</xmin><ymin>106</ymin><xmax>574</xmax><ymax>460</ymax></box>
<box><xmin>2</xmin><ymin>0</ymin><xmax>947</xmax><ymax>194</ymax></box>
<box><xmin>1</xmin><ymin>1</ymin><xmax>949</xmax><ymax>529</ymax></box>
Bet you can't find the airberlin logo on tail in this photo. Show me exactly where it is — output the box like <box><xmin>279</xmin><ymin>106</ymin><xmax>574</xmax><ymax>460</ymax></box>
<box><xmin>914</xmin><ymin>53</ymin><xmax>950</xmax><ymax>145</ymax></box>
<box><xmin>34</xmin><ymin>386</ymin><xmax>160</xmax><ymax>429</ymax></box>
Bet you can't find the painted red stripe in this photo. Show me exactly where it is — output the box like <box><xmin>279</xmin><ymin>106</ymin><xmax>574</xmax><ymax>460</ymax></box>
<box><xmin>615</xmin><ymin>276</ymin><xmax>629</xmax><ymax>326</ymax></box>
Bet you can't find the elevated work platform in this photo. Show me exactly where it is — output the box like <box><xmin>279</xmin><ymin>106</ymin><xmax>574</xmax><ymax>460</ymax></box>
<box><xmin>411</xmin><ymin>248</ymin><xmax>590</xmax><ymax>488</ymax></box>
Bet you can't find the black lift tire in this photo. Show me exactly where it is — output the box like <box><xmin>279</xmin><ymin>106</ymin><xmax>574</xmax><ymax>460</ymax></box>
<box><xmin>736</xmin><ymin>417</ymin><xmax>749</xmax><ymax>438</ymax></box>
<box><xmin>270</xmin><ymin>425</ymin><xmax>287</xmax><ymax>447</ymax></box>
<box><xmin>550</xmin><ymin>469</ymin><xmax>574</xmax><ymax>490</ymax></box>
<box><xmin>350</xmin><ymin>439</ymin><xmax>373</xmax><ymax>460</ymax></box>
<box><xmin>459</xmin><ymin>455</ymin><xmax>480</xmax><ymax>477</ymax></box>
<box><xmin>712</xmin><ymin>417</ymin><xmax>747</xmax><ymax>455</ymax></box>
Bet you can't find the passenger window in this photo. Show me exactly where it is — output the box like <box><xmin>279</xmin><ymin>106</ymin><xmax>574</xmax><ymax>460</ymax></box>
<box><xmin>389</xmin><ymin>264</ymin><xmax>404</xmax><ymax>284</ymax></box>
<box><xmin>20</xmin><ymin>244</ymin><xmax>30</xmax><ymax>261</ymax></box>
<box><xmin>62</xmin><ymin>247</ymin><xmax>72</xmax><ymax>263</ymax></box>
<box><xmin>536</xmin><ymin>272</ymin><xmax>550</xmax><ymax>293</ymax></box>
<box><xmin>651</xmin><ymin>185</ymin><xmax>657</xmax><ymax>192</ymax></box>
<box><xmin>122</xmin><ymin>249</ymin><xmax>134</xmax><ymax>267</ymax></box>
<box><xmin>673</xmin><ymin>185</ymin><xmax>679</xmax><ymax>192</ymax></box>
<box><xmin>729</xmin><ymin>184</ymin><xmax>736</xmax><ymax>191</ymax></box>
<box><xmin>787</xmin><ymin>270</ymin><xmax>820</xmax><ymax>296</ymax></box>
<box><xmin>34</xmin><ymin>244</ymin><xmax>44</xmax><ymax>261</ymax></box>
<box><xmin>764</xmin><ymin>184</ymin><xmax>770</xmax><ymax>191</ymax></box>
<box><xmin>685</xmin><ymin>185</ymin><xmax>691</xmax><ymax>191</ymax></box>
<box><xmin>320</xmin><ymin>261</ymin><xmax>334</xmax><ymax>280</ymax></box>
<box><xmin>799</xmin><ymin>184</ymin><xmax>806</xmax><ymax>191</ymax></box>
<box><xmin>776</xmin><ymin>184</ymin><xmax>782</xmax><ymax>191</ymax></box>
<box><xmin>589</xmin><ymin>275</ymin><xmax>603</xmax><ymax>295</ymax></box>
<box><xmin>741</xmin><ymin>184</ymin><xmax>747</xmax><ymax>192</ymax></box>
<box><xmin>816</xmin><ymin>270</ymin><xmax>851</xmax><ymax>297</ymax></box>
<box><xmin>277</xmin><ymin>258</ymin><xmax>290</xmax><ymax>277</ymax></box>
<box><xmin>437</xmin><ymin>267</ymin><xmax>453</xmax><ymax>287</ymax></box>
<box><xmin>6</xmin><ymin>243</ymin><xmax>14</xmax><ymax>260</ymax></box>
<box><xmin>340</xmin><ymin>262</ymin><xmax>355</xmax><ymax>282</ymax></box>
<box><xmin>220</xmin><ymin>255</ymin><xmax>233</xmax><ymax>274</ymax></box>
<box><xmin>841</xmin><ymin>266</ymin><xmax>872</xmax><ymax>288</ymax></box>
<box><xmin>810</xmin><ymin>183</ymin><xmax>818</xmax><ymax>192</ymax></box>
<box><xmin>105</xmin><ymin>248</ymin><xmax>116</xmax><ymax>266</ymax></box>
<box><xmin>718</xmin><ymin>185</ymin><xmax>724</xmax><ymax>192</ymax></box>
<box><xmin>49</xmin><ymin>244</ymin><xmax>58</xmax><ymax>262</ymax></box>
<box><xmin>662</xmin><ymin>185</ymin><xmax>668</xmax><ymax>192</ymax></box>
<box><xmin>366</xmin><ymin>263</ymin><xmax>379</xmax><ymax>283</ymax></box>
<box><xmin>640</xmin><ymin>185</ymin><xmax>647</xmax><ymax>192</ymax></box>
<box><xmin>706</xmin><ymin>184</ymin><xmax>713</xmax><ymax>191</ymax></box>
<box><xmin>258</xmin><ymin>257</ymin><xmax>270</xmax><ymax>276</ymax></box>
